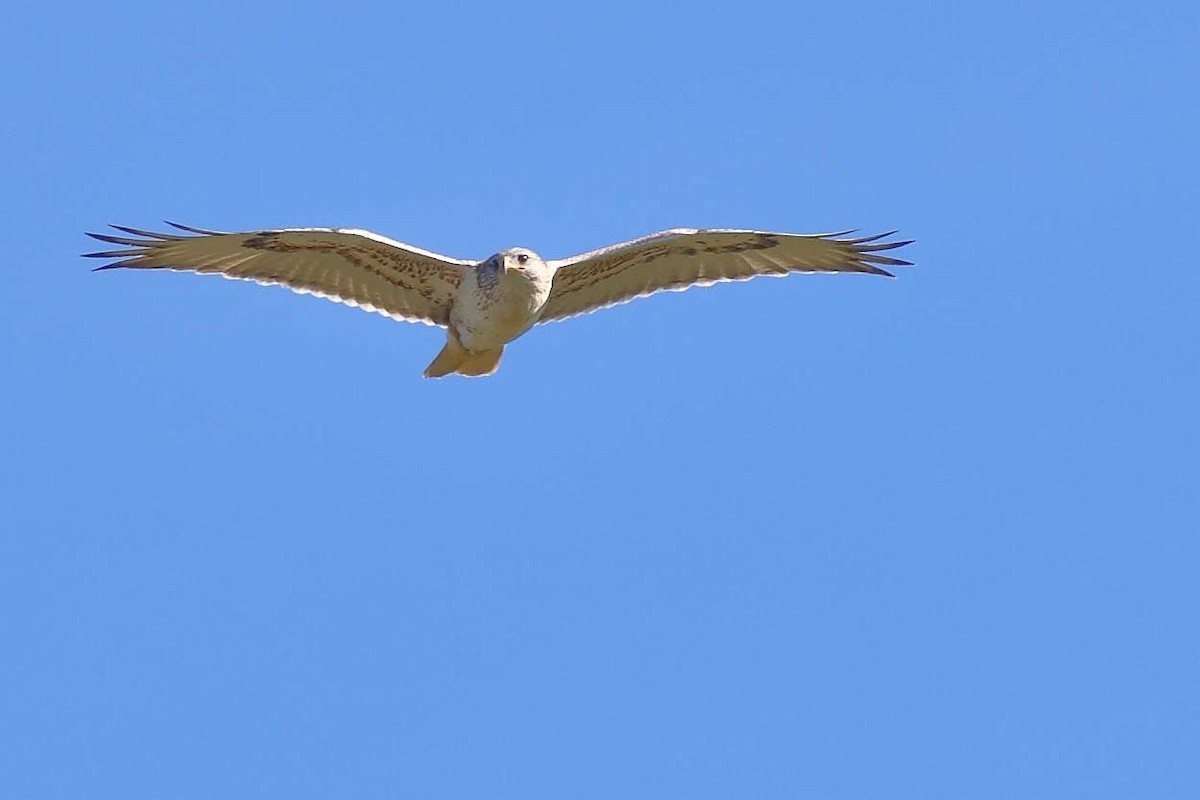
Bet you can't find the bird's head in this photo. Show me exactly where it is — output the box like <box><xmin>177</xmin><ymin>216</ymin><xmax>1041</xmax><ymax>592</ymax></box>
<box><xmin>499</xmin><ymin>247</ymin><xmax>546</xmax><ymax>274</ymax></box>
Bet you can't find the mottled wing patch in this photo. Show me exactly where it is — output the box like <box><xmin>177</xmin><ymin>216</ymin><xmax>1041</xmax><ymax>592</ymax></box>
<box><xmin>694</xmin><ymin>232</ymin><xmax>782</xmax><ymax>255</ymax></box>
<box><xmin>538</xmin><ymin>228</ymin><xmax>912</xmax><ymax>322</ymax></box>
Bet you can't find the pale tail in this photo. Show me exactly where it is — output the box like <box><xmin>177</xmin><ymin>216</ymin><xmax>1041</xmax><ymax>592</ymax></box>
<box><xmin>423</xmin><ymin>335</ymin><xmax>504</xmax><ymax>378</ymax></box>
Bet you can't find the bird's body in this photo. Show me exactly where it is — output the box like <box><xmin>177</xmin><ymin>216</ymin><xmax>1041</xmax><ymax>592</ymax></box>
<box><xmin>427</xmin><ymin>248</ymin><xmax>555</xmax><ymax>376</ymax></box>
<box><xmin>454</xmin><ymin>249</ymin><xmax>554</xmax><ymax>350</ymax></box>
<box><xmin>85</xmin><ymin>223</ymin><xmax>913</xmax><ymax>378</ymax></box>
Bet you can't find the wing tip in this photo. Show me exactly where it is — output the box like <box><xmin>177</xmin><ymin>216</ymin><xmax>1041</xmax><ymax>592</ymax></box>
<box><xmin>164</xmin><ymin>220</ymin><xmax>225</xmax><ymax>236</ymax></box>
<box><xmin>82</xmin><ymin>249</ymin><xmax>141</xmax><ymax>259</ymax></box>
<box><xmin>846</xmin><ymin>231</ymin><xmax>915</xmax><ymax>271</ymax></box>
<box><xmin>84</xmin><ymin>221</ymin><xmax>228</xmax><ymax>267</ymax></box>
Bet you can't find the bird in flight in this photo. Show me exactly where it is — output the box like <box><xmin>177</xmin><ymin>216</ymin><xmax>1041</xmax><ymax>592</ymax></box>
<box><xmin>85</xmin><ymin>222</ymin><xmax>913</xmax><ymax>378</ymax></box>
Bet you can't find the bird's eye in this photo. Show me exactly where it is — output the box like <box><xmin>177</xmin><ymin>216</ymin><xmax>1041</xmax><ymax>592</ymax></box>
<box><xmin>517</xmin><ymin>253</ymin><xmax>530</xmax><ymax>265</ymax></box>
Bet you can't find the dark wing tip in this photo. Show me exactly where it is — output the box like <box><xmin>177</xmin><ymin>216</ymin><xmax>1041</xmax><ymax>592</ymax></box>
<box><xmin>841</xmin><ymin>230</ymin><xmax>896</xmax><ymax>244</ymax></box>
<box><xmin>861</xmin><ymin>253</ymin><xmax>914</xmax><ymax>267</ymax></box>
<box><xmin>109</xmin><ymin>223</ymin><xmax>187</xmax><ymax>240</ymax></box>
<box><xmin>164</xmin><ymin>220</ymin><xmax>225</xmax><ymax>235</ymax></box>
<box><xmin>85</xmin><ymin>231</ymin><xmax>145</xmax><ymax>247</ymax></box>
<box><xmin>846</xmin><ymin>231</ymin><xmax>915</xmax><ymax>272</ymax></box>
<box><xmin>82</xmin><ymin>248</ymin><xmax>144</xmax><ymax>258</ymax></box>
<box><xmin>85</xmin><ymin>221</ymin><xmax>219</xmax><ymax>268</ymax></box>
<box><xmin>85</xmin><ymin>225</ymin><xmax>159</xmax><ymax>266</ymax></box>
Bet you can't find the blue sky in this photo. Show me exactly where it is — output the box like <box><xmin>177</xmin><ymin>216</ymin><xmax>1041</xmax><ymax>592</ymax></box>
<box><xmin>2</xmin><ymin>1</ymin><xmax>1198</xmax><ymax>798</ymax></box>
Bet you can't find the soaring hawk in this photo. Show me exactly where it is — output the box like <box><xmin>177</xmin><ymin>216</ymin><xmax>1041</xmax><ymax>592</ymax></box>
<box><xmin>85</xmin><ymin>222</ymin><xmax>913</xmax><ymax>378</ymax></box>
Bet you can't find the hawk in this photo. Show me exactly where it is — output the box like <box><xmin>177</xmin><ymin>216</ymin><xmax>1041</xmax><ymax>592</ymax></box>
<box><xmin>85</xmin><ymin>222</ymin><xmax>913</xmax><ymax>378</ymax></box>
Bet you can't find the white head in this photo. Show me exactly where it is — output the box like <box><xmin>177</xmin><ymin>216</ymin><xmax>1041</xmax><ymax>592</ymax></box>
<box><xmin>499</xmin><ymin>247</ymin><xmax>546</xmax><ymax>274</ymax></box>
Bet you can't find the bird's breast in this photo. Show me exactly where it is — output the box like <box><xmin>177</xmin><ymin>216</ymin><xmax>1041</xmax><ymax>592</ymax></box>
<box><xmin>453</xmin><ymin>269</ymin><xmax>553</xmax><ymax>350</ymax></box>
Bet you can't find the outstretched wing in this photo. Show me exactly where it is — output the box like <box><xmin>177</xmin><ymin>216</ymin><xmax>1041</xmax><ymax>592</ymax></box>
<box><xmin>85</xmin><ymin>222</ymin><xmax>472</xmax><ymax>327</ymax></box>
<box><xmin>538</xmin><ymin>228</ymin><xmax>913</xmax><ymax>323</ymax></box>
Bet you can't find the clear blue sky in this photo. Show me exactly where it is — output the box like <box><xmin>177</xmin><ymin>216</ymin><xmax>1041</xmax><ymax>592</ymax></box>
<box><xmin>2</xmin><ymin>1</ymin><xmax>1197</xmax><ymax>798</ymax></box>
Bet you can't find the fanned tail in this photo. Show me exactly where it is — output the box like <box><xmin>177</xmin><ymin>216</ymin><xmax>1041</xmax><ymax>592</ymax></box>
<box><xmin>423</xmin><ymin>334</ymin><xmax>504</xmax><ymax>378</ymax></box>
